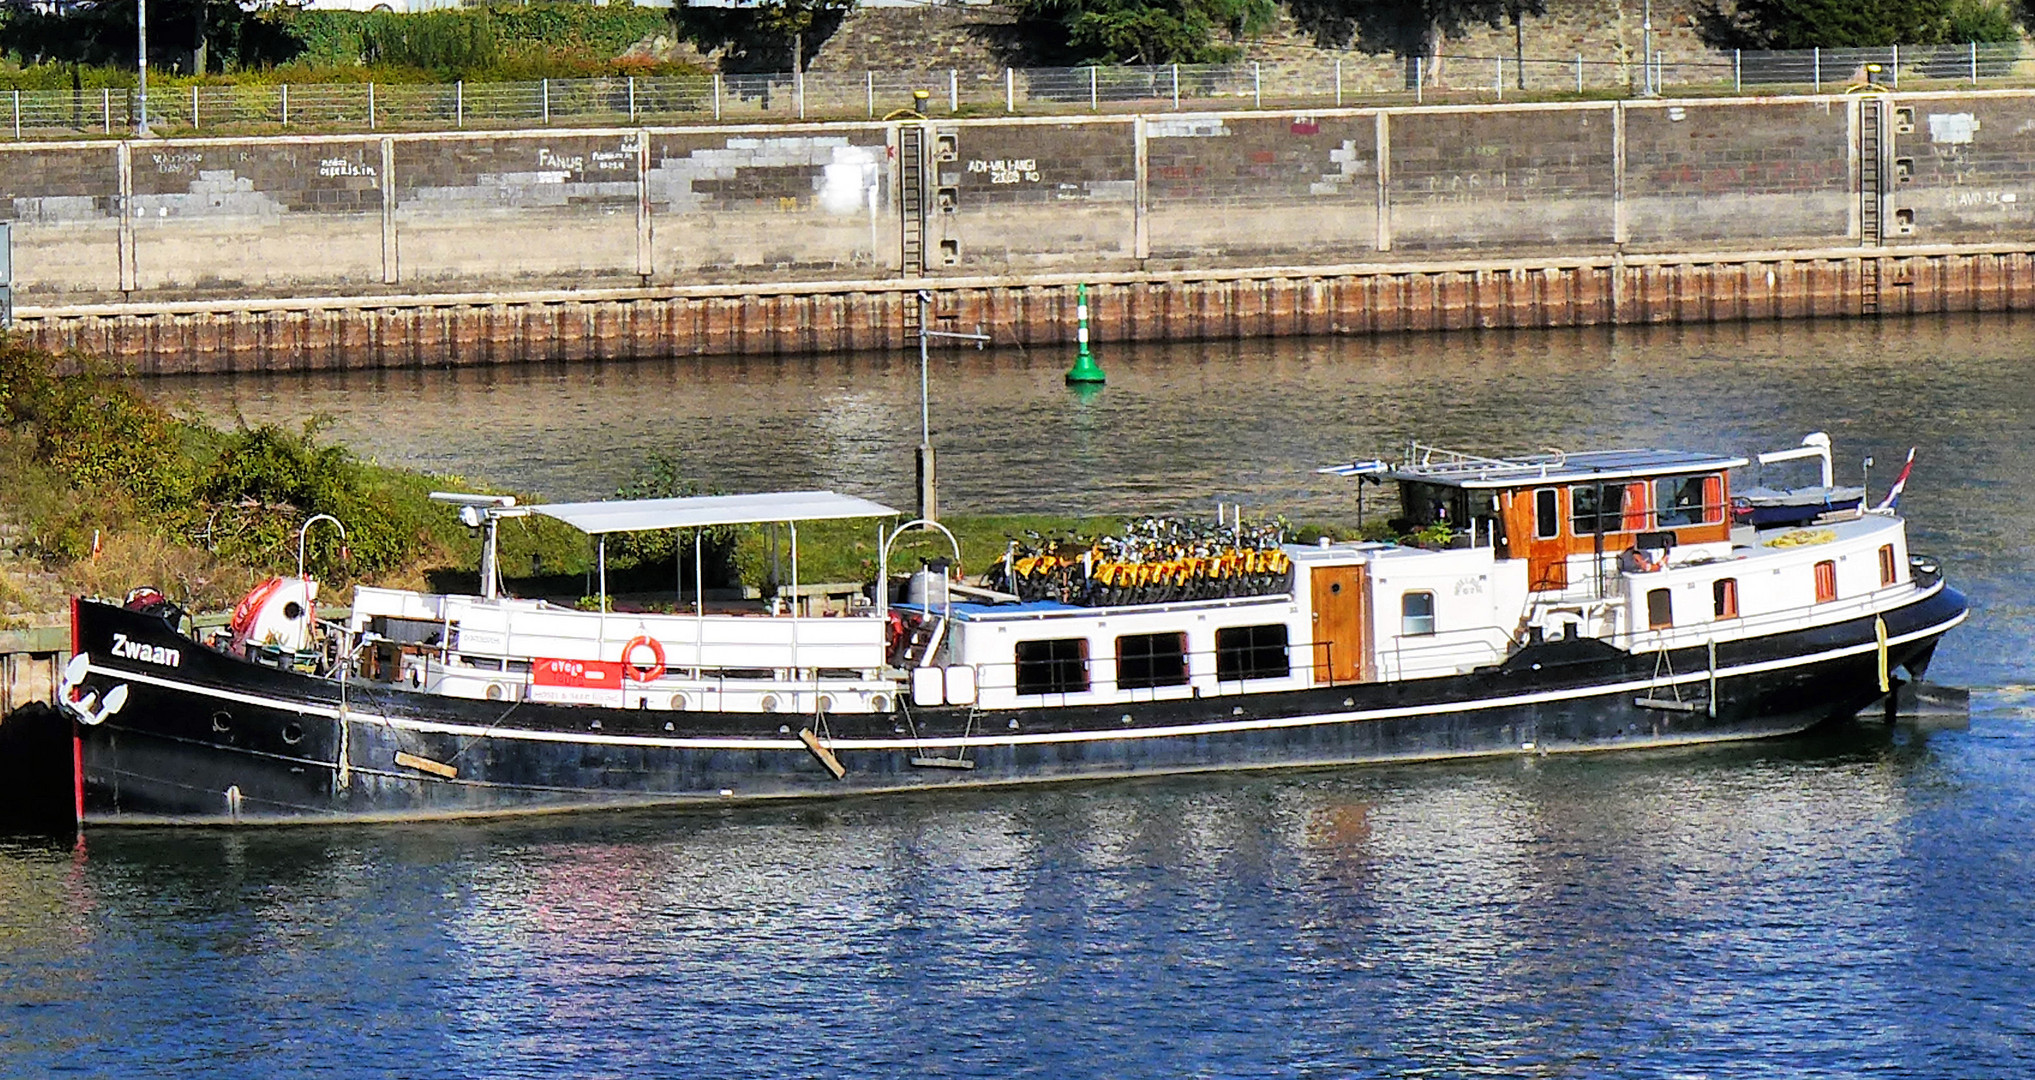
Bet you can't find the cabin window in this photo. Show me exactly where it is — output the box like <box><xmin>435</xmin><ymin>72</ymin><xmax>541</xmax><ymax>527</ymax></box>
<box><xmin>1656</xmin><ymin>476</ymin><xmax>1706</xmax><ymax>528</ymax></box>
<box><xmin>1116</xmin><ymin>632</ymin><xmax>1188</xmax><ymax>690</ymax></box>
<box><xmin>1814</xmin><ymin>560</ymin><xmax>1838</xmax><ymax>603</ymax></box>
<box><xmin>1878</xmin><ymin>544</ymin><xmax>1897</xmax><ymax>586</ymax></box>
<box><xmin>1015</xmin><ymin>638</ymin><xmax>1089</xmax><ymax>695</ymax></box>
<box><xmin>1216</xmin><ymin>624</ymin><xmax>1289</xmax><ymax>681</ymax></box>
<box><xmin>1647</xmin><ymin>588</ymin><xmax>1673</xmax><ymax>630</ymax></box>
<box><xmin>1713</xmin><ymin>578</ymin><xmax>1739</xmax><ymax>619</ymax></box>
<box><xmin>1571</xmin><ymin>484</ymin><xmax>1628</xmax><ymax>535</ymax></box>
<box><xmin>1401</xmin><ymin>591</ymin><xmax>1436</xmax><ymax>636</ymax></box>
<box><xmin>1534</xmin><ymin>488</ymin><xmax>1560</xmax><ymax>539</ymax></box>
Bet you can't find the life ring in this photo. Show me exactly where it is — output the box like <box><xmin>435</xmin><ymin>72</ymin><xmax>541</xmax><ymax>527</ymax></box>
<box><xmin>622</xmin><ymin>635</ymin><xmax>666</xmax><ymax>683</ymax></box>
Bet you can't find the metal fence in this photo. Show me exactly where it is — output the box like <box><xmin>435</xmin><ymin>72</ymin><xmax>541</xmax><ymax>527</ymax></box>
<box><xmin>4</xmin><ymin>41</ymin><xmax>2025</xmax><ymax>139</ymax></box>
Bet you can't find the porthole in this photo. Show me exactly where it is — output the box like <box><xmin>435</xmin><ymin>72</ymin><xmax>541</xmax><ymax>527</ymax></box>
<box><xmin>282</xmin><ymin>601</ymin><xmax>304</xmax><ymax>620</ymax></box>
<box><xmin>211</xmin><ymin>711</ymin><xmax>232</xmax><ymax>734</ymax></box>
<box><xmin>281</xmin><ymin>722</ymin><xmax>304</xmax><ymax>745</ymax></box>
<box><xmin>817</xmin><ymin>694</ymin><xmax>835</xmax><ymax>713</ymax></box>
<box><xmin>668</xmin><ymin>692</ymin><xmax>687</xmax><ymax>711</ymax></box>
<box><xmin>485</xmin><ymin>683</ymin><xmax>505</xmax><ymax>701</ymax></box>
<box><xmin>761</xmin><ymin>694</ymin><xmax>780</xmax><ymax>713</ymax></box>
<box><xmin>869</xmin><ymin>694</ymin><xmax>891</xmax><ymax>713</ymax></box>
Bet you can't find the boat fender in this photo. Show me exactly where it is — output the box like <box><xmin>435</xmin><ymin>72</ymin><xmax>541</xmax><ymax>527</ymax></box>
<box><xmin>622</xmin><ymin>635</ymin><xmax>666</xmax><ymax>683</ymax></box>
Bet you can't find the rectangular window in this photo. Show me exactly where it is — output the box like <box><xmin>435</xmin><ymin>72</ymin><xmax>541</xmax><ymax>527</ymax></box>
<box><xmin>1401</xmin><ymin>591</ymin><xmax>1436</xmax><ymax>636</ymax></box>
<box><xmin>1571</xmin><ymin>484</ymin><xmax>1627</xmax><ymax>535</ymax></box>
<box><xmin>1878</xmin><ymin>544</ymin><xmax>1897</xmax><ymax>586</ymax></box>
<box><xmin>1647</xmin><ymin>588</ymin><xmax>1673</xmax><ymax>630</ymax></box>
<box><xmin>1216</xmin><ymin>624</ymin><xmax>1289</xmax><ymax>682</ymax></box>
<box><xmin>1116</xmin><ymin>632</ymin><xmax>1188</xmax><ymax>690</ymax></box>
<box><xmin>1656</xmin><ymin>476</ymin><xmax>1709</xmax><ymax>528</ymax></box>
<box><xmin>1015</xmin><ymin>638</ymin><xmax>1089</xmax><ymax>695</ymax></box>
<box><xmin>1814</xmin><ymin>560</ymin><xmax>1837</xmax><ymax>604</ymax></box>
<box><xmin>1713</xmin><ymin>578</ymin><xmax>1739</xmax><ymax>619</ymax></box>
<box><xmin>1534</xmin><ymin>488</ymin><xmax>1560</xmax><ymax>539</ymax></box>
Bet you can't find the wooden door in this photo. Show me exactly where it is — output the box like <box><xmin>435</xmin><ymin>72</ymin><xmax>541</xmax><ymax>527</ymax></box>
<box><xmin>1502</xmin><ymin>489</ymin><xmax>1568</xmax><ymax>592</ymax></box>
<box><xmin>1311</xmin><ymin>564</ymin><xmax>1368</xmax><ymax>684</ymax></box>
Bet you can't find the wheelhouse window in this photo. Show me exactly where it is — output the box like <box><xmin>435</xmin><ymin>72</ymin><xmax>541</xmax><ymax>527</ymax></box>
<box><xmin>1015</xmin><ymin>638</ymin><xmax>1089</xmax><ymax>695</ymax></box>
<box><xmin>1647</xmin><ymin>588</ymin><xmax>1673</xmax><ymax>630</ymax></box>
<box><xmin>1116</xmin><ymin>632</ymin><xmax>1188</xmax><ymax>690</ymax></box>
<box><xmin>1215</xmin><ymin>624</ymin><xmax>1289</xmax><ymax>682</ymax></box>
<box><xmin>1534</xmin><ymin>488</ymin><xmax>1560</xmax><ymax>539</ymax></box>
<box><xmin>1878</xmin><ymin>544</ymin><xmax>1897</xmax><ymax>586</ymax></box>
<box><xmin>1570</xmin><ymin>484</ymin><xmax>1630</xmax><ymax>535</ymax></box>
<box><xmin>1713</xmin><ymin>578</ymin><xmax>1739</xmax><ymax>619</ymax></box>
<box><xmin>1814</xmin><ymin>560</ymin><xmax>1838</xmax><ymax>604</ymax></box>
<box><xmin>1656</xmin><ymin>475</ymin><xmax>1723</xmax><ymax>527</ymax></box>
<box><xmin>1401</xmin><ymin>592</ymin><xmax>1436</xmax><ymax>636</ymax></box>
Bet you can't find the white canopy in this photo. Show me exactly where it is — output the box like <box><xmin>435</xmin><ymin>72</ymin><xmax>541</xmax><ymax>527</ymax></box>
<box><xmin>528</xmin><ymin>490</ymin><xmax>901</xmax><ymax>536</ymax></box>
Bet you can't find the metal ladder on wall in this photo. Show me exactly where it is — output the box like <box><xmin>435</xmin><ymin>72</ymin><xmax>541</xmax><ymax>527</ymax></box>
<box><xmin>1859</xmin><ymin>97</ymin><xmax>1885</xmax><ymax>316</ymax></box>
<box><xmin>899</xmin><ymin>124</ymin><xmax>927</xmax><ymax>338</ymax></box>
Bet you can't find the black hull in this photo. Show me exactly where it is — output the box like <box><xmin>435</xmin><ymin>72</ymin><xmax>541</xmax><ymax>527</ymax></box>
<box><xmin>68</xmin><ymin>586</ymin><xmax>1969</xmax><ymax>824</ymax></box>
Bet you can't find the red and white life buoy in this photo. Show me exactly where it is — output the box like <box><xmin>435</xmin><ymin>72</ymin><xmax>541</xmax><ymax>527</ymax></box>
<box><xmin>622</xmin><ymin>635</ymin><xmax>666</xmax><ymax>683</ymax></box>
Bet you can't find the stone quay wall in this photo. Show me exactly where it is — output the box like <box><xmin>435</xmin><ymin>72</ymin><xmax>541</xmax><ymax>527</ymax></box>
<box><xmin>6</xmin><ymin>88</ymin><xmax>2035</xmax><ymax>371</ymax></box>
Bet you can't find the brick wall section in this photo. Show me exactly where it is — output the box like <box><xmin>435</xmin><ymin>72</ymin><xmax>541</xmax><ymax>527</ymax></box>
<box><xmin>648</xmin><ymin>127</ymin><xmax>893</xmax><ymax>275</ymax></box>
<box><xmin>939</xmin><ymin>120</ymin><xmax>1136</xmax><ymax>272</ymax></box>
<box><xmin>1389</xmin><ymin>107</ymin><xmax>1616</xmax><ymax>251</ymax></box>
<box><xmin>1146</xmin><ymin>112</ymin><xmax>1380</xmax><ymax>261</ymax></box>
<box><xmin>1893</xmin><ymin>95</ymin><xmax>2035</xmax><ymax>244</ymax></box>
<box><xmin>1624</xmin><ymin>100</ymin><xmax>1851</xmax><ymax>248</ymax></box>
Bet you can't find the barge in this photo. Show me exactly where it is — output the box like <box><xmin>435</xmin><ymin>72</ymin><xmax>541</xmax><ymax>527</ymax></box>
<box><xmin>60</xmin><ymin>435</ymin><xmax>1967</xmax><ymax>824</ymax></box>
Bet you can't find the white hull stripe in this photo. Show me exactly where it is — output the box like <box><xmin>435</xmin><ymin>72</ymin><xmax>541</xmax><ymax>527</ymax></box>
<box><xmin>88</xmin><ymin>609</ymin><xmax>1965</xmax><ymax>753</ymax></box>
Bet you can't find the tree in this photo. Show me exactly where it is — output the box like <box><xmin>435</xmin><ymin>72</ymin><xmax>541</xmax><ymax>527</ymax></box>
<box><xmin>1712</xmin><ymin>0</ymin><xmax>1953</xmax><ymax>47</ymax></box>
<box><xmin>1014</xmin><ymin>0</ymin><xmax>1277</xmax><ymax>66</ymax></box>
<box><xmin>0</xmin><ymin>0</ymin><xmax>302</xmax><ymax>73</ymax></box>
<box><xmin>1287</xmin><ymin>0</ymin><xmax>1546</xmax><ymax>84</ymax></box>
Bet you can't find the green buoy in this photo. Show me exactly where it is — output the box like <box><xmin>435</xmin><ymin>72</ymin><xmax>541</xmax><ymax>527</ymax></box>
<box><xmin>1065</xmin><ymin>282</ymin><xmax>1106</xmax><ymax>385</ymax></box>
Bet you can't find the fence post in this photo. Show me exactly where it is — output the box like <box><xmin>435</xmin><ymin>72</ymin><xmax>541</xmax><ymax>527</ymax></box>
<box><xmin>869</xmin><ymin>71</ymin><xmax>876</xmax><ymax>118</ymax></box>
<box><xmin>102</xmin><ymin>87</ymin><xmax>110</xmax><ymax>134</ymax></box>
<box><xmin>1891</xmin><ymin>45</ymin><xmax>1899</xmax><ymax>88</ymax></box>
<box><xmin>1007</xmin><ymin>68</ymin><xmax>1015</xmax><ymax>113</ymax></box>
<box><xmin>1335</xmin><ymin>58</ymin><xmax>1343</xmax><ymax>107</ymax></box>
<box><xmin>369</xmin><ymin>82</ymin><xmax>376</xmax><ymax>131</ymax></box>
<box><xmin>1089</xmin><ymin>66</ymin><xmax>1098</xmax><ymax>111</ymax></box>
<box><xmin>542</xmin><ymin>78</ymin><xmax>550</xmax><ymax>124</ymax></box>
<box><xmin>456</xmin><ymin>80</ymin><xmax>464</xmax><ymax>127</ymax></box>
<box><xmin>1734</xmin><ymin>49</ymin><xmax>1742</xmax><ymax>94</ymax></box>
<box><xmin>950</xmin><ymin>69</ymin><xmax>958</xmax><ymax>113</ymax></box>
<box><xmin>1253</xmin><ymin>61</ymin><xmax>1261</xmax><ymax>108</ymax></box>
<box><xmin>11</xmin><ymin>90</ymin><xmax>18</xmax><ymax>140</ymax></box>
<box><xmin>1576</xmin><ymin>53</ymin><xmax>1583</xmax><ymax>93</ymax></box>
<box><xmin>796</xmin><ymin>66</ymin><xmax>805</xmax><ymax>119</ymax></box>
<box><xmin>1171</xmin><ymin>63</ymin><xmax>1180</xmax><ymax>110</ymax></box>
<box><xmin>1971</xmin><ymin>41</ymin><xmax>1979</xmax><ymax>85</ymax></box>
<box><xmin>1496</xmin><ymin>57</ymin><xmax>1503</xmax><ymax>100</ymax></box>
<box><xmin>190</xmin><ymin>84</ymin><xmax>197</xmax><ymax>129</ymax></box>
<box><xmin>1813</xmin><ymin>47</ymin><xmax>1821</xmax><ymax>93</ymax></box>
<box><xmin>714</xmin><ymin>73</ymin><xmax>722</xmax><ymax>121</ymax></box>
<box><xmin>629</xmin><ymin>76</ymin><xmax>637</xmax><ymax>121</ymax></box>
<box><xmin>1415</xmin><ymin>57</ymin><xmax>1423</xmax><ymax>105</ymax></box>
<box><xmin>280</xmin><ymin>84</ymin><xmax>287</xmax><ymax>128</ymax></box>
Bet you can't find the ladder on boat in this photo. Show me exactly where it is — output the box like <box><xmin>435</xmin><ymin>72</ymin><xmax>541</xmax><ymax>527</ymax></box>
<box><xmin>1635</xmin><ymin>641</ymin><xmax>1717</xmax><ymax>718</ymax></box>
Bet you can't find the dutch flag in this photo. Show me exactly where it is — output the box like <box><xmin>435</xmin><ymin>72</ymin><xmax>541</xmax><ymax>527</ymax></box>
<box><xmin>1872</xmin><ymin>448</ymin><xmax>1916</xmax><ymax>512</ymax></box>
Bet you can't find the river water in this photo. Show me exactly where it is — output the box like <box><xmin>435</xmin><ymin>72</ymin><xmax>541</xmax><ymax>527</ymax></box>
<box><xmin>3</xmin><ymin>316</ymin><xmax>2031</xmax><ymax>1075</ymax></box>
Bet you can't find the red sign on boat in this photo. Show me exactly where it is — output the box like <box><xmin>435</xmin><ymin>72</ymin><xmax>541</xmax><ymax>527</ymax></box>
<box><xmin>530</xmin><ymin>657</ymin><xmax>627</xmax><ymax>704</ymax></box>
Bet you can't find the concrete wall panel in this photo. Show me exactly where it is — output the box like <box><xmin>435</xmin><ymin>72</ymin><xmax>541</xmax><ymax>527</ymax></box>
<box><xmin>938</xmin><ymin>120</ymin><xmax>1136</xmax><ymax>273</ymax></box>
<box><xmin>395</xmin><ymin>133</ymin><xmax>640</xmax><ymax>286</ymax></box>
<box><xmin>1892</xmin><ymin>95</ymin><xmax>2035</xmax><ymax>244</ymax></box>
<box><xmin>0</xmin><ymin>144</ymin><xmax>119</xmax><ymax>293</ymax></box>
<box><xmin>647</xmin><ymin>126</ymin><xmax>892</xmax><ymax>279</ymax></box>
